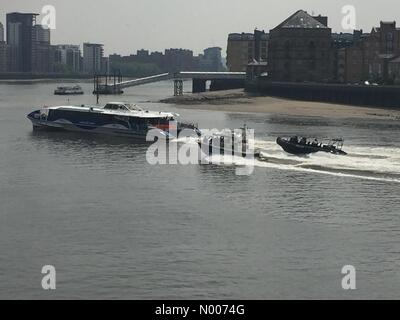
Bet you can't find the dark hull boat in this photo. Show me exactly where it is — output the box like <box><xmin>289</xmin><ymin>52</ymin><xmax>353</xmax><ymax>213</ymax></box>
<box><xmin>277</xmin><ymin>137</ymin><xmax>347</xmax><ymax>156</ymax></box>
<box><xmin>54</xmin><ymin>85</ymin><xmax>84</xmax><ymax>95</ymax></box>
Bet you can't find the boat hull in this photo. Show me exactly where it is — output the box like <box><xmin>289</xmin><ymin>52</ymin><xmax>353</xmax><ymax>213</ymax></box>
<box><xmin>54</xmin><ymin>86</ymin><xmax>84</xmax><ymax>95</ymax></box>
<box><xmin>277</xmin><ymin>137</ymin><xmax>347</xmax><ymax>156</ymax></box>
<box><xmin>27</xmin><ymin>111</ymin><xmax>169</xmax><ymax>140</ymax></box>
<box><xmin>54</xmin><ymin>92</ymin><xmax>84</xmax><ymax>95</ymax></box>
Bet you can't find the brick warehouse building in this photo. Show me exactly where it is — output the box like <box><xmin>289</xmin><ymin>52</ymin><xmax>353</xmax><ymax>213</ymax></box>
<box><xmin>338</xmin><ymin>21</ymin><xmax>400</xmax><ymax>84</ymax></box>
<box><xmin>226</xmin><ymin>31</ymin><xmax>269</xmax><ymax>72</ymax></box>
<box><xmin>267</xmin><ymin>10</ymin><xmax>333</xmax><ymax>82</ymax></box>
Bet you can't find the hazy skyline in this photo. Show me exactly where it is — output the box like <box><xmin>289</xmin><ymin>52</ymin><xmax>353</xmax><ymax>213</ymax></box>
<box><xmin>1</xmin><ymin>0</ymin><xmax>399</xmax><ymax>56</ymax></box>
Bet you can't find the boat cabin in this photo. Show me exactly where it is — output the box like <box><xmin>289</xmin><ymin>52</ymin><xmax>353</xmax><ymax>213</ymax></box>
<box><xmin>103</xmin><ymin>102</ymin><xmax>143</xmax><ymax>112</ymax></box>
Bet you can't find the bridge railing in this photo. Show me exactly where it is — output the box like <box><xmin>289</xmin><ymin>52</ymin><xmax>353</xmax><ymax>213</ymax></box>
<box><xmin>116</xmin><ymin>73</ymin><xmax>172</xmax><ymax>88</ymax></box>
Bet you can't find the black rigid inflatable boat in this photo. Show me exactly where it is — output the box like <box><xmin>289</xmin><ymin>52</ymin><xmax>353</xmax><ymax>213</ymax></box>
<box><xmin>277</xmin><ymin>136</ymin><xmax>347</xmax><ymax>156</ymax></box>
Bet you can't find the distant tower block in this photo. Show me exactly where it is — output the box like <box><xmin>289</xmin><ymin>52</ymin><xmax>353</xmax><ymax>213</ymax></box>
<box><xmin>174</xmin><ymin>79</ymin><xmax>183</xmax><ymax>96</ymax></box>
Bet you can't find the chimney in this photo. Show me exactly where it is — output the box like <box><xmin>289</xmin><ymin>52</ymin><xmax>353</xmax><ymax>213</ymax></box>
<box><xmin>254</xmin><ymin>29</ymin><xmax>264</xmax><ymax>62</ymax></box>
<box><xmin>313</xmin><ymin>14</ymin><xmax>328</xmax><ymax>27</ymax></box>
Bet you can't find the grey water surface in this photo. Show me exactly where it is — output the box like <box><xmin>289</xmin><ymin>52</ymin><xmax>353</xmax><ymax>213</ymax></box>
<box><xmin>0</xmin><ymin>80</ymin><xmax>399</xmax><ymax>299</ymax></box>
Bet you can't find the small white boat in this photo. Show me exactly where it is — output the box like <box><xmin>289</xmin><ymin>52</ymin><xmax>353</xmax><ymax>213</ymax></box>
<box><xmin>198</xmin><ymin>125</ymin><xmax>259</xmax><ymax>158</ymax></box>
<box><xmin>54</xmin><ymin>85</ymin><xmax>84</xmax><ymax>95</ymax></box>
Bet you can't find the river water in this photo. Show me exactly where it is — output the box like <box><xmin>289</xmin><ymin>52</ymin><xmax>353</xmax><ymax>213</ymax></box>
<box><xmin>0</xmin><ymin>80</ymin><xmax>399</xmax><ymax>299</ymax></box>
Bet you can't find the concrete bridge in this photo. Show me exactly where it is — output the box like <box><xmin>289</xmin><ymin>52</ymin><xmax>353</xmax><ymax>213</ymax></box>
<box><xmin>175</xmin><ymin>71</ymin><xmax>246</xmax><ymax>94</ymax></box>
<box><xmin>116</xmin><ymin>73</ymin><xmax>171</xmax><ymax>89</ymax></box>
<box><xmin>94</xmin><ymin>71</ymin><xmax>246</xmax><ymax>95</ymax></box>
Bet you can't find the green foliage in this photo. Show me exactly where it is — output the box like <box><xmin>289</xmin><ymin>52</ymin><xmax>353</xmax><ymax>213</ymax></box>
<box><xmin>52</xmin><ymin>62</ymin><xmax>73</xmax><ymax>74</ymax></box>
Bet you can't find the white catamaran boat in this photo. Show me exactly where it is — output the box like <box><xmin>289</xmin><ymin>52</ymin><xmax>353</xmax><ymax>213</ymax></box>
<box><xmin>27</xmin><ymin>102</ymin><xmax>195</xmax><ymax>140</ymax></box>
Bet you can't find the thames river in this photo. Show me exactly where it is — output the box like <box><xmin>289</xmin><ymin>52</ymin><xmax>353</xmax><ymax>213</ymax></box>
<box><xmin>0</xmin><ymin>80</ymin><xmax>399</xmax><ymax>299</ymax></box>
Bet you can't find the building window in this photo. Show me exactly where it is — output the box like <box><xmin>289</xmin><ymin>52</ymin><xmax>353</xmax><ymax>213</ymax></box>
<box><xmin>386</xmin><ymin>32</ymin><xmax>394</xmax><ymax>53</ymax></box>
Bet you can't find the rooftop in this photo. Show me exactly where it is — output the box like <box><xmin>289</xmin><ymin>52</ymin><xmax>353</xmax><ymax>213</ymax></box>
<box><xmin>7</xmin><ymin>12</ymin><xmax>39</xmax><ymax>16</ymax></box>
<box><xmin>274</xmin><ymin>10</ymin><xmax>329</xmax><ymax>29</ymax></box>
<box><xmin>228</xmin><ymin>33</ymin><xmax>269</xmax><ymax>41</ymax></box>
<box><xmin>83</xmin><ymin>43</ymin><xmax>104</xmax><ymax>47</ymax></box>
<box><xmin>229</xmin><ymin>33</ymin><xmax>254</xmax><ymax>39</ymax></box>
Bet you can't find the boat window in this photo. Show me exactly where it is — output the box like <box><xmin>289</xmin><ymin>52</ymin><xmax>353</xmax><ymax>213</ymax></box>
<box><xmin>125</xmin><ymin>103</ymin><xmax>142</xmax><ymax>111</ymax></box>
<box><xmin>104</xmin><ymin>104</ymin><xmax>115</xmax><ymax>110</ymax></box>
<box><xmin>104</xmin><ymin>103</ymin><xmax>138</xmax><ymax>112</ymax></box>
<box><xmin>104</xmin><ymin>103</ymin><xmax>125</xmax><ymax>110</ymax></box>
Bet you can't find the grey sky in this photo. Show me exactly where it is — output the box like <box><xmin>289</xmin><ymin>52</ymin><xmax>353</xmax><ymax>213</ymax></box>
<box><xmin>1</xmin><ymin>0</ymin><xmax>398</xmax><ymax>56</ymax></box>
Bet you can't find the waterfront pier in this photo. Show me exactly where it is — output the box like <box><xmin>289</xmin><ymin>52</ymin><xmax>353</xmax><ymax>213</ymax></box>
<box><xmin>93</xmin><ymin>71</ymin><xmax>246</xmax><ymax>95</ymax></box>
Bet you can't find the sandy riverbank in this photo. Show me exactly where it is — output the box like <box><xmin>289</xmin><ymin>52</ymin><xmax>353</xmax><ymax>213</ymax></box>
<box><xmin>160</xmin><ymin>89</ymin><xmax>400</xmax><ymax>120</ymax></box>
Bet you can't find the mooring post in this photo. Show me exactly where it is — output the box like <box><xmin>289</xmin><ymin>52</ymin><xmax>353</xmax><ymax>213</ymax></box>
<box><xmin>96</xmin><ymin>74</ymin><xmax>100</xmax><ymax>104</ymax></box>
<box><xmin>113</xmin><ymin>71</ymin><xmax>116</xmax><ymax>94</ymax></box>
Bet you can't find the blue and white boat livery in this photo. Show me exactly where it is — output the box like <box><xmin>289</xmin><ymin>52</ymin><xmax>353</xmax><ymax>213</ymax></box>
<box><xmin>27</xmin><ymin>102</ymin><xmax>185</xmax><ymax>140</ymax></box>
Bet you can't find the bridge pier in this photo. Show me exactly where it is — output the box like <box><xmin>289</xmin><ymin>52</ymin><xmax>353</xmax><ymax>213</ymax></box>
<box><xmin>174</xmin><ymin>79</ymin><xmax>183</xmax><ymax>96</ymax></box>
<box><xmin>192</xmin><ymin>79</ymin><xmax>207</xmax><ymax>93</ymax></box>
<box><xmin>210</xmin><ymin>79</ymin><xmax>246</xmax><ymax>91</ymax></box>
<box><xmin>93</xmin><ymin>72</ymin><xmax>124</xmax><ymax>95</ymax></box>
